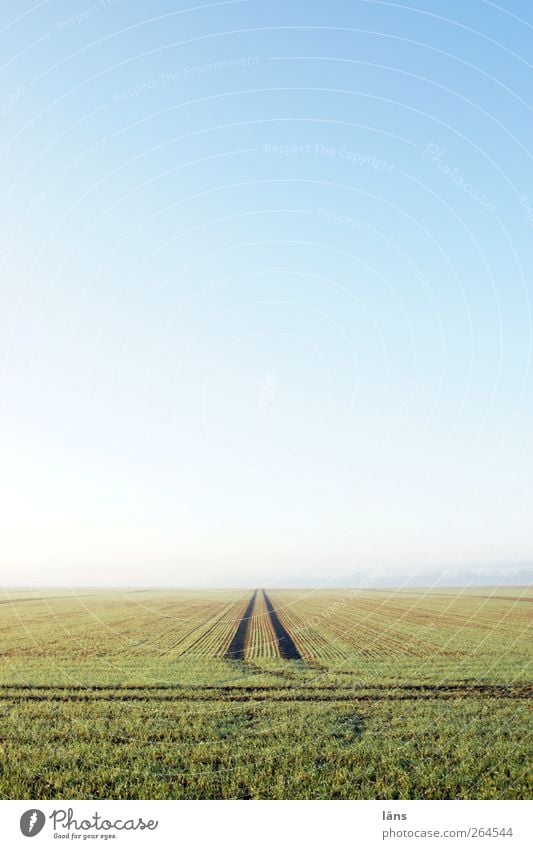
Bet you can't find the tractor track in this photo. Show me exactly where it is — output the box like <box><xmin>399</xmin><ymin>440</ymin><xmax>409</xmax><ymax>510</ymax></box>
<box><xmin>225</xmin><ymin>589</ymin><xmax>303</xmax><ymax>661</ymax></box>
<box><xmin>225</xmin><ymin>590</ymin><xmax>257</xmax><ymax>660</ymax></box>
<box><xmin>0</xmin><ymin>685</ymin><xmax>529</xmax><ymax>703</ymax></box>
<box><xmin>261</xmin><ymin>590</ymin><xmax>302</xmax><ymax>660</ymax></box>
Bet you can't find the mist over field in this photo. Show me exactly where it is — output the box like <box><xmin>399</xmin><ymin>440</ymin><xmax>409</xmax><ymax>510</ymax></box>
<box><xmin>1</xmin><ymin>1</ymin><xmax>532</xmax><ymax>592</ymax></box>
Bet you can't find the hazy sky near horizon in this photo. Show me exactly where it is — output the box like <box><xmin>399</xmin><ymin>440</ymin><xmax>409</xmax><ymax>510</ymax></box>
<box><xmin>1</xmin><ymin>0</ymin><xmax>532</xmax><ymax>587</ymax></box>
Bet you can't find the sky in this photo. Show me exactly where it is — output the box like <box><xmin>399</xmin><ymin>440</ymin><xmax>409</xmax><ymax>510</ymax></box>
<box><xmin>0</xmin><ymin>0</ymin><xmax>532</xmax><ymax>588</ymax></box>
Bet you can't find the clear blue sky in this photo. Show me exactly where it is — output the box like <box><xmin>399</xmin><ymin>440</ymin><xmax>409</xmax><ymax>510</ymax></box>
<box><xmin>1</xmin><ymin>0</ymin><xmax>532</xmax><ymax>587</ymax></box>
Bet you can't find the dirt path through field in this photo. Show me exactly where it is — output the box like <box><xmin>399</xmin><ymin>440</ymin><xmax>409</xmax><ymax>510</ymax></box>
<box><xmin>262</xmin><ymin>590</ymin><xmax>302</xmax><ymax>660</ymax></box>
<box><xmin>225</xmin><ymin>590</ymin><xmax>257</xmax><ymax>659</ymax></box>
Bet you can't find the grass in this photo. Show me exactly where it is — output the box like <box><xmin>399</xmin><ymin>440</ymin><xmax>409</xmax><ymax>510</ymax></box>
<box><xmin>0</xmin><ymin>586</ymin><xmax>531</xmax><ymax>799</ymax></box>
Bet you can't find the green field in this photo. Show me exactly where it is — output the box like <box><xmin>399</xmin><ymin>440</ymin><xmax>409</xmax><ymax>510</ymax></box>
<box><xmin>0</xmin><ymin>587</ymin><xmax>531</xmax><ymax>799</ymax></box>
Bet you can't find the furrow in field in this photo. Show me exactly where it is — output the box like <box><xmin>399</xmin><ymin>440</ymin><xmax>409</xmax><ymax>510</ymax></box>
<box><xmin>225</xmin><ymin>591</ymin><xmax>257</xmax><ymax>660</ymax></box>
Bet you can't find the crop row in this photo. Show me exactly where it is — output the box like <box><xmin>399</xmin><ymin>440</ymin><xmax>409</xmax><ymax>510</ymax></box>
<box><xmin>266</xmin><ymin>592</ymin><xmax>462</xmax><ymax>660</ymax></box>
<box><xmin>184</xmin><ymin>594</ymin><xmax>253</xmax><ymax>657</ymax></box>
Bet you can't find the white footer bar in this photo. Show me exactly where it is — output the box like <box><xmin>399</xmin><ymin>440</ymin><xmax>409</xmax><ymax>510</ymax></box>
<box><xmin>1</xmin><ymin>799</ymin><xmax>531</xmax><ymax>848</ymax></box>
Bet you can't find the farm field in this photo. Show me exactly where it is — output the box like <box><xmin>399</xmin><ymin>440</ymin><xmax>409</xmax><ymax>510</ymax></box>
<box><xmin>0</xmin><ymin>586</ymin><xmax>531</xmax><ymax>799</ymax></box>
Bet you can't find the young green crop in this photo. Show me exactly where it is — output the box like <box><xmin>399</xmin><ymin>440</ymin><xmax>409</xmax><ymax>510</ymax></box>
<box><xmin>0</xmin><ymin>587</ymin><xmax>531</xmax><ymax>799</ymax></box>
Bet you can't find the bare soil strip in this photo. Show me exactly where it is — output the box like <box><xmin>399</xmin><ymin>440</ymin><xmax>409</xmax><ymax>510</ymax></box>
<box><xmin>184</xmin><ymin>592</ymin><xmax>251</xmax><ymax>656</ymax></box>
<box><xmin>262</xmin><ymin>590</ymin><xmax>302</xmax><ymax>660</ymax></box>
<box><xmin>225</xmin><ymin>590</ymin><xmax>257</xmax><ymax>659</ymax></box>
